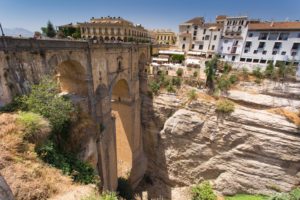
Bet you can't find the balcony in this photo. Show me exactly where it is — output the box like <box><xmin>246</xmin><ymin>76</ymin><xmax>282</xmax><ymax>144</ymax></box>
<box><xmin>225</xmin><ymin>29</ymin><xmax>242</xmax><ymax>35</ymax></box>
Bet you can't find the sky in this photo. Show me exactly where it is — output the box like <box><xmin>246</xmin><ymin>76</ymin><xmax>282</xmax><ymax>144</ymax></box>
<box><xmin>0</xmin><ymin>0</ymin><xmax>300</xmax><ymax>32</ymax></box>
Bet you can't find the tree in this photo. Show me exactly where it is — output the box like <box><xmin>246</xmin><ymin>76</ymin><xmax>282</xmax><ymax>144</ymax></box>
<box><xmin>205</xmin><ymin>56</ymin><xmax>218</xmax><ymax>92</ymax></box>
<box><xmin>41</xmin><ymin>21</ymin><xmax>56</xmax><ymax>38</ymax></box>
<box><xmin>171</xmin><ymin>54</ymin><xmax>185</xmax><ymax>63</ymax></box>
<box><xmin>264</xmin><ymin>62</ymin><xmax>275</xmax><ymax>79</ymax></box>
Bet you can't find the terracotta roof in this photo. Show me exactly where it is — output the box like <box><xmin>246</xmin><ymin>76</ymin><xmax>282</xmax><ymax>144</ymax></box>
<box><xmin>216</xmin><ymin>15</ymin><xmax>227</xmax><ymax>20</ymax></box>
<box><xmin>249</xmin><ymin>22</ymin><xmax>300</xmax><ymax>30</ymax></box>
<box><xmin>203</xmin><ymin>23</ymin><xmax>223</xmax><ymax>29</ymax></box>
<box><xmin>184</xmin><ymin>17</ymin><xmax>205</xmax><ymax>25</ymax></box>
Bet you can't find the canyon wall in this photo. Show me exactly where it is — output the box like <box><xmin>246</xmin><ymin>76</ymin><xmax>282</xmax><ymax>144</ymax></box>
<box><xmin>141</xmin><ymin>91</ymin><xmax>300</xmax><ymax>199</ymax></box>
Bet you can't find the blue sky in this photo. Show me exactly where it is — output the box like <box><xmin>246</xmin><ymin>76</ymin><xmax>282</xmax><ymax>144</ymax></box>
<box><xmin>0</xmin><ymin>0</ymin><xmax>299</xmax><ymax>32</ymax></box>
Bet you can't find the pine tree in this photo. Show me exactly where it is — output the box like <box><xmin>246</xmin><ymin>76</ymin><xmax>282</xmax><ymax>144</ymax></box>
<box><xmin>41</xmin><ymin>21</ymin><xmax>56</xmax><ymax>38</ymax></box>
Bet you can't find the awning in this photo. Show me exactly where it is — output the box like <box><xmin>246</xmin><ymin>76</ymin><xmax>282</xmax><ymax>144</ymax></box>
<box><xmin>187</xmin><ymin>51</ymin><xmax>205</xmax><ymax>56</ymax></box>
<box><xmin>152</xmin><ymin>57</ymin><xmax>168</xmax><ymax>62</ymax></box>
<box><xmin>159</xmin><ymin>50</ymin><xmax>185</xmax><ymax>55</ymax></box>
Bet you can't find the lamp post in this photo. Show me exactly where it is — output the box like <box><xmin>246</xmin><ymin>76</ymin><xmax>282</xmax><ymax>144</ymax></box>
<box><xmin>0</xmin><ymin>23</ymin><xmax>5</xmax><ymax>36</ymax></box>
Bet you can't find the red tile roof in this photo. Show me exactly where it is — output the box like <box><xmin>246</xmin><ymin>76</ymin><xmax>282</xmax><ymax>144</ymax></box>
<box><xmin>184</xmin><ymin>17</ymin><xmax>205</xmax><ymax>25</ymax></box>
<box><xmin>249</xmin><ymin>22</ymin><xmax>300</xmax><ymax>30</ymax></box>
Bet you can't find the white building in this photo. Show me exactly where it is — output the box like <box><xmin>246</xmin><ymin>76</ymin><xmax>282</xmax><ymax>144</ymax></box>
<box><xmin>239</xmin><ymin>21</ymin><xmax>300</xmax><ymax>65</ymax></box>
<box><xmin>177</xmin><ymin>16</ymin><xmax>300</xmax><ymax>66</ymax></box>
<box><xmin>218</xmin><ymin>16</ymin><xmax>249</xmax><ymax>62</ymax></box>
<box><xmin>178</xmin><ymin>17</ymin><xmax>223</xmax><ymax>58</ymax></box>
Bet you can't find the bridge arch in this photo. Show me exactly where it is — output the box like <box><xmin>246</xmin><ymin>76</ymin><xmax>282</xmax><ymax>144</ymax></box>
<box><xmin>111</xmin><ymin>78</ymin><xmax>133</xmax><ymax>179</ymax></box>
<box><xmin>56</xmin><ymin>60</ymin><xmax>88</xmax><ymax>96</ymax></box>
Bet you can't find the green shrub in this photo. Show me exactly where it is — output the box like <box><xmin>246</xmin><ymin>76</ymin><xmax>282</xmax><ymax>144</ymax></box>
<box><xmin>17</xmin><ymin>112</ymin><xmax>50</xmax><ymax>145</ymax></box>
<box><xmin>252</xmin><ymin>67</ymin><xmax>264</xmax><ymax>79</ymax></box>
<box><xmin>216</xmin><ymin>75</ymin><xmax>232</xmax><ymax>93</ymax></box>
<box><xmin>171</xmin><ymin>54</ymin><xmax>185</xmax><ymax>63</ymax></box>
<box><xmin>20</xmin><ymin>77</ymin><xmax>75</xmax><ymax>135</ymax></box>
<box><xmin>176</xmin><ymin>68</ymin><xmax>184</xmax><ymax>77</ymax></box>
<box><xmin>225</xmin><ymin>194</ymin><xmax>267</xmax><ymax>200</ymax></box>
<box><xmin>229</xmin><ymin>74</ymin><xmax>238</xmax><ymax>84</ymax></box>
<box><xmin>81</xmin><ymin>192</ymin><xmax>118</xmax><ymax>200</ymax></box>
<box><xmin>0</xmin><ymin>96</ymin><xmax>25</xmax><ymax>113</ymax></box>
<box><xmin>264</xmin><ymin>63</ymin><xmax>275</xmax><ymax>78</ymax></box>
<box><xmin>290</xmin><ymin>188</ymin><xmax>300</xmax><ymax>200</ymax></box>
<box><xmin>149</xmin><ymin>81</ymin><xmax>161</xmax><ymax>95</ymax></box>
<box><xmin>216</xmin><ymin>99</ymin><xmax>235</xmax><ymax>113</ymax></box>
<box><xmin>193</xmin><ymin>71</ymin><xmax>199</xmax><ymax>78</ymax></box>
<box><xmin>117</xmin><ymin>177</ymin><xmax>134</xmax><ymax>200</ymax></box>
<box><xmin>172</xmin><ymin>77</ymin><xmax>182</xmax><ymax>87</ymax></box>
<box><xmin>223</xmin><ymin>63</ymin><xmax>232</xmax><ymax>74</ymax></box>
<box><xmin>191</xmin><ymin>181</ymin><xmax>217</xmax><ymax>200</ymax></box>
<box><xmin>166</xmin><ymin>83</ymin><xmax>176</xmax><ymax>93</ymax></box>
<box><xmin>36</xmin><ymin>140</ymin><xmax>97</xmax><ymax>184</ymax></box>
<box><xmin>242</xmin><ymin>67</ymin><xmax>249</xmax><ymax>80</ymax></box>
<box><xmin>268</xmin><ymin>193</ymin><xmax>291</xmax><ymax>200</ymax></box>
<box><xmin>188</xmin><ymin>89</ymin><xmax>198</xmax><ymax>101</ymax></box>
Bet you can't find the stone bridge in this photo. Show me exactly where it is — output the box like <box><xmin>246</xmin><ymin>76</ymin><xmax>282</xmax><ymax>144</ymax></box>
<box><xmin>0</xmin><ymin>37</ymin><xmax>150</xmax><ymax>190</ymax></box>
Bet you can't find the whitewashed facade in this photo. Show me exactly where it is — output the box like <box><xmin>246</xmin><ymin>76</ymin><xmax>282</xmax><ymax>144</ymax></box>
<box><xmin>239</xmin><ymin>22</ymin><xmax>300</xmax><ymax>65</ymax></box>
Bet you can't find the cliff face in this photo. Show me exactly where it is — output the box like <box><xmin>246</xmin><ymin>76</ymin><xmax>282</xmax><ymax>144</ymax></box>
<box><xmin>141</xmin><ymin>89</ymin><xmax>300</xmax><ymax>199</ymax></box>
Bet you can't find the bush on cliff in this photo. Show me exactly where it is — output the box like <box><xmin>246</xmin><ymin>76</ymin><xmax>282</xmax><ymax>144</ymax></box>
<box><xmin>216</xmin><ymin>99</ymin><xmax>235</xmax><ymax>114</ymax></box>
<box><xmin>191</xmin><ymin>181</ymin><xmax>217</xmax><ymax>200</ymax></box>
<box><xmin>19</xmin><ymin>77</ymin><xmax>75</xmax><ymax>135</ymax></box>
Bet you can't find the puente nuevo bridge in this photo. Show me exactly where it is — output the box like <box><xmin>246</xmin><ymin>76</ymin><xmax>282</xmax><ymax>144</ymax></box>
<box><xmin>0</xmin><ymin>37</ymin><xmax>151</xmax><ymax>190</ymax></box>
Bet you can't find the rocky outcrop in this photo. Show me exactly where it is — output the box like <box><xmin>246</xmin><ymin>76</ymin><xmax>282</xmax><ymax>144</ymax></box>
<box><xmin>141</xmin><ymin>91</ymin><xmax>300</xmax><ymax>199</ymax></box>
<box><xmin>0</xmin><ymin>174</ymin><xmax>14</xmax><ymax>200</ymax></box>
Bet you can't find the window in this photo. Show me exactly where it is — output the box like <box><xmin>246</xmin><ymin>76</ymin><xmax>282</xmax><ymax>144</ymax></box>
<box><xmin>248</xmin><ymin>33</ymin><xmax>253</xmax><ymax>37</ymax></box>
<box><xmin>193</xmin><ymin>37</ymin><xmax>196</xmax><ymax>40</ymax></box>
<box><xmin>258</xmin><ymin>33</ymin><xmax>268</xmax><ymax>40</ymax></box>
<box><xmin>205</xmin><ymin>35</ymin><xmax>210</xmax><ymax>40</ymax></box>
<box><xmin>183</xmin><ymin>37</ymin><xmax>186</xmax><ymax>41</ymax></box>
<box><xmin>224</xmin><ymin>40</ymin><xmax>228</xmax><ymax>43</ymax></box>
<box><xmin>292</xmin><ymin>43</ymin><xmax>300</xmax><ymax>50</ymax></box>
<box><xmin>292</xmin><ymin>51</ymin><xmax>297</xmax><ymax>56</ymax></box>
<box><xmin>238</xmin><ymin>26</ymin><xmax>242</xmax><ymax>31</ymax></box>
<box><xmin>193</xmin><ymin>31</ymin><xmax>197</xmax><ymax>36</ymax></box>
<box><xmin>211</xmin><ymin>45</ymin><xmax>215</xmax><ymax>50</ymax></box>
<box><xmin>182</xmin><ymin>44</ymin><xmax>185</xmax><ymax>49</ymax></box>
<box><xmin>272</xmin><ymin>51</ymin><xmax>277</xmax><ymax>55</ymax></box>
<box><xmin>194</xmin><ymin>26</ymin><xmax>198</xmax><ymax>29</ymax></box>
<box><xmin>213</xmin><ymin>35</ymin><xmax>217</xmax><ymax>40</ymax></box>
<box><xmin>298</xmin><ymin>33</ymin><xmax>300</xmax><ymax>38</ymax></box>
<box><xmin>192</xmin><ymin>44</ymin><xmax>195</xmax><ymax>49</ymax></box>
<box><xmin>202</xmin><ymin>37</ymin><xmax>204</xmax><ymax>40</ymax></box>
<box><xmin>281</xmin><ymin>51</ymin><xmax>286</xmax><ymax>55</ymax></box>
<box><xmin>254</xmin><ymin>50</ymin><xmax>258</xmax><ymax>54</ymax></box>
<box><xmin>260</xmin><ymin>60</ymin><xmax>267</xmax><ymax>63</ymax></box>
<box><xmin>234</xmin><ymin>41</ymin><xmax>239</xmax><ymax>46</ymax></box>
<box><xmin>245</xmin><ymin>41</ymin><xmax>252</xmax><ymax>48</ymax></box>
<box><xmin>240</xmin><ymin>58</ymin><xmax>246</xmax><ymax>62</ymax></box>
<box><xmin>262</xmin><ymin>50</ymin><xmax>267</xmax><ymax>55</ymax></box>
<box><xmin>273</xmin><ymin>42</ymin><xmax>282</xmax><ymax>49</ymax></box>
<box><xmin>278</xmin><ymin>33</ymin><xmax>289</xmax><ymax>40</ymax></box>
<box><xmin>246</xmin><ymin>58</ymin><xmax>252</xmax><ymax>62</ymax></box>
<box><xmin>268</xmin><ymin>33</ymin><xmax>279</xmax><ymax>40</ymax></box>
<box><xmin>232</xmin><ymin>56</ymin><xmax>236</xmax><ymax>61</ymax></box>
<box><xmin>258</xmin><ymin>42</ymin><xmax>265</xmax><ymax>49</ymax></box>
<box><xmin>199</xmin><ymin>45</ymin><xmax>203</xmax><ymax>50</ymax></box>
<box><xmin>244</xmin><ymin>49</ymin><xmax>249</xmax><ymax>53</ymax></box>
<box><xmin>253</xmin><ymin>59</ymin><xmax>259</xmax><ymax>63</ymax></box>
<box><xmin>203</xmin><ymin>29</ymin><xmax>206</xmax><ymax>34</ymax></box>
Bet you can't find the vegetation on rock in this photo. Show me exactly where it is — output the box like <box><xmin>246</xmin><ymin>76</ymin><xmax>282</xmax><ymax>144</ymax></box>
<box><xmin>81</xmin><ymin>191</ymin><xmax>118</xmax><ymax>200</ymax></box>
<box><xmin>117</xmin><ymin>177</ymin><xmax>134</xmax><ymax>200</ymax></box>
<box><xmin>216</xmin><ymin>99</ymin><xmax>235</xmax><ymax>113</ymax></box>
<box><xmin>225</xmin><ymin>194</ymin><xmax>267</xmax><ymax>200</ymax></box>
<box><xmin>191</xmin><ymin>181</ymin><xmax>217</xmax><ymax>200</ymax></box>
<box><xmin>176</xmin><ymin>68</ymin><xmax>184</xmax><ymax>77</ymax></box>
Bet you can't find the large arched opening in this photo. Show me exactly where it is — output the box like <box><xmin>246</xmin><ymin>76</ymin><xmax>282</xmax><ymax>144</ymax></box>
<box><xmin>111</xmin><ymin>79</ymin><xmax>133</xmax><ymax>178</ymax></box>
<box><xmin>56</xmin><ymin>60</ymin><xmax>88</xmax><ymax>96</ymax></box>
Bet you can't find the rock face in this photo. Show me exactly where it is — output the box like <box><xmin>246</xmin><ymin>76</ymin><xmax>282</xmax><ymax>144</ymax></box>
<box><xmin>141</xmin><ymin>92</ymin><xmax>300</xmax><ymax>199</ymax></box>
<box><xmin>0</xmin><ymin>174</ymin><xmax>14</xmax><ymax>200</ymax></box>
